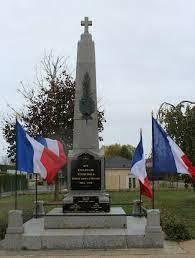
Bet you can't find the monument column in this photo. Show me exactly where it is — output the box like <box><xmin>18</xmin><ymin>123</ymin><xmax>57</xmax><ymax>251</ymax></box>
<box><xmin>73</xmin><ymin>17</ymin><xmax>99</xmax><ymax>152</ymax></box>
<box><xmin>63</xmin><ymin>17</ymin><xmax>110</xmax><ymax>213</ymax></box>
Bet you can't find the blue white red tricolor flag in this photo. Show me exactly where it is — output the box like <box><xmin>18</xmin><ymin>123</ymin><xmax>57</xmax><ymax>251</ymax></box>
<box><xmin>16</xmin><ymin>121</ymin><xmax>67</xmax><ymax>184</ymax></box>
<box><xmin>131</xmin><ymin>131</ymin><xmax>152</xmax><ymax>199</ymax></box>
<box><xmin>152</xmin><ymin>117</ymin><xmax>195</xmax><ymax>179</ymax></box>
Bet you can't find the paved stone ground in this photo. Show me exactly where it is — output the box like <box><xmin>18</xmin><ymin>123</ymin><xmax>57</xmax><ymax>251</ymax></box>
<box><xmin>0</xmin><ymin>240</ymin><xmax>195</xmax><ymax>257</ymax></box>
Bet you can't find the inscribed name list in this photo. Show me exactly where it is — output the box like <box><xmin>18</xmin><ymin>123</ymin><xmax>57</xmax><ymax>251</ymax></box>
<box><xmin>71</xmin><ymin>159</ymin><xmax>101</xmax><ymax>190</ymax></box>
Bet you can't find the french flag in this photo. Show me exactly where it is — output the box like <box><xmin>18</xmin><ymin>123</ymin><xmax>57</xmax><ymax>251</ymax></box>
<box><xmin>152</xmin><ymin>117</ymin><xmax>195</xmax><ymax>179</ymax></box>
<box><xmin>131</xmin><ymin>132</ymin><xmax>152</xmax><ymax>199</ymax></box>
<box><xmin>16</xmin><ymin>121</ymin><xmax>67</xmax><ymax>184</ymax></box>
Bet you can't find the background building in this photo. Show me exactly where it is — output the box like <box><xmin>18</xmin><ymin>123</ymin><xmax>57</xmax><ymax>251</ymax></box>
<box><xmin>105</xmin><ymin>156</ymin><xmax>139</xmax><ymax>191</ymax></box>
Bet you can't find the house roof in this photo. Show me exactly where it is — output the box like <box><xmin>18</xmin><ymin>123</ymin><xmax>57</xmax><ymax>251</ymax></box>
<box><xmin>105</xmin><ymin>156</ymin><xmax>130</xmax><ymax>169</ymax></box>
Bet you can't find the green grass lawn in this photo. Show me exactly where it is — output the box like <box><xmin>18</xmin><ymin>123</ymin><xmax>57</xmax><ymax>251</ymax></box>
<box><xmin>0</xmin><ymin>190</ymin><xmax>195</xmax><ymax>238</ymax></box>
<box><xmin>110</xmin><ymin>190</ymin><xmax>195</xmax><ymax>237</ymax></box>
<box><xmin>0</xmin><ymin>193</ymin><xmax>57</xmax><ymax>223</ymax></box>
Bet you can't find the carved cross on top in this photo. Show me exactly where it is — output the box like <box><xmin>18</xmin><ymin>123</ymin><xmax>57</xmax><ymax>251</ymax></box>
<box><xmin>81</xmin><ymin>17</ymin><xmax>92</xmax><ymax>33</ymax></box>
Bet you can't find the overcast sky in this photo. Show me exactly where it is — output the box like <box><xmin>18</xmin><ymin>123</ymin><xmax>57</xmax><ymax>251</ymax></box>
<box><xmin>0</xmin><ymin>0</ymin><xmax>195</xmax><ymax>160</ymax></box>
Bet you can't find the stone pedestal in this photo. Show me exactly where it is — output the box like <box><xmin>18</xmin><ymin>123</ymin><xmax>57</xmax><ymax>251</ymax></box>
<box><xmin>63</xmin><ymin>150</ymin><xmax>110</xmax><ymax>213</ymax></box>
<box><xmin>45</xmin><ymin>207</ymin><xmax>126</xmax><ymax>229</ymax></box>
<box><xmin>132</xmin><ymin>200</ymin><xmax>143</xmax><ymax>216</ymax></box>
<box><xmin>63</xmin><ymin>191</ymin><xmax>110</xmax><ymax>213</ymax></box>
<box><xmin>33</xmin><ymin>200</ymin><xmax>45</xmax><ymax>217</ymax></box>
<box><xmin>3</xmin><ymin>210</ymin><xmax>24</xmax><ymax>250</ymax></box>
<box><xmin>6</xmin><ymin>210</ymin><xmax>24</xmax><ymax>234</ymax></box>
<box><xmin>144</xmin><ymin>209</ymin><xmax>164</xmax><ymax>247</ymax></box>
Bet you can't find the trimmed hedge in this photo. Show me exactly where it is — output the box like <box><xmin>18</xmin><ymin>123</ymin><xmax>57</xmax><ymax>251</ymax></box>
<box><xmin>0</xmin><ymin>164</ymin><xmax>15</xmax><ymax>172</ymax></box>
<box><xmin>0</xmin><ymin>173</ymin><xmax>28</xmax><ymax>193</ymax></box>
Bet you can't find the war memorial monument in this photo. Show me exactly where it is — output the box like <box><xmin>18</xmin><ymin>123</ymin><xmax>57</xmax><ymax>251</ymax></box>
<box><xmin>0</xmin><ymin>17</ymin><xmax>164</xmax><ymax>250</ymax></box>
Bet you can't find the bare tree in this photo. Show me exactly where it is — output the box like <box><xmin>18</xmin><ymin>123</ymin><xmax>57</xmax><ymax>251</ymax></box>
<box><xmin>2</xmin><ymin>53</ymin><xmax>106</xmax><ymax>200</ymax></box>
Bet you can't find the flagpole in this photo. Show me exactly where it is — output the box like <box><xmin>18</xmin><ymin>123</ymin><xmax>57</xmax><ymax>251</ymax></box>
<box><xmin>139</xmin><ymin>128</ymin><xmax>142</xmax><ymax>216</ymax></box>
<box><xmin>151</xmin><ymin>111</ymin><xmax>155</xmax><ymax>209</ymax></box>
<box><xmin>35</xmin><ymin>173</ymin><xmax>38</xmax><ymax>218</ymax></box>
<box><xmin>14</xmin><ymin>169</ymin><xmax>18</xmax><ymax>210</ymax></box>
<box><xmin>15</xmin><ymin>117</ymin><xmax>18</xmax><ymax>210</ymax></box>
<box><xmin>152</xmin><ymin>178</ymin><xmax>155</xmax><ymax>209</ymax></box>
<box><xmin>139</xmin><ymin>183</ymin><xmax>142</xmax><ymax>216</ymax></box>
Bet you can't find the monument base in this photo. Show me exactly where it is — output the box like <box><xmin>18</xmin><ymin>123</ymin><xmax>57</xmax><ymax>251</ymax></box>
<box><xmin>45</xmin><ymin>207</ymin><xmax>126</xmax><ymax>229</ymax></box>
<box><xmin>63</xmin><ymin>191</ymin><xmax>110</xmax><ymax>213</ymax></box>
<box><xmin>0</xmin><ymin>209</ymin><xmax>164</xmax><ymax>250</ymax></box>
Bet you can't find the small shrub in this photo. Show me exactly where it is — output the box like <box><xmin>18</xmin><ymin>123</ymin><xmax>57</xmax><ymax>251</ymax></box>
<box><xmin>161</xmin><ymin>210</ymin><xmax>192</xmax><ymax>240</ymax></box>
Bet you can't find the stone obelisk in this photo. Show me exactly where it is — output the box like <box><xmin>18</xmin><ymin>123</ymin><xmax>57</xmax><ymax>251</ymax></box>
<box><xmin>73</xmin><ymin>17</ymin><xmax>99</xmax><ymax>152</ymax></box>
<box><xmin>63</xmin><ymin>17</ymin><xmax>110</xmax><ymax>213</ymax></box>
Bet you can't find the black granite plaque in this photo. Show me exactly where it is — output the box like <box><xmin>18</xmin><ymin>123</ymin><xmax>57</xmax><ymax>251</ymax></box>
<box><xmin>63</xmin><ymin>195</ymin><xmax>110</xmax><ymax>213</ymax></box>
<box><xmin>71</xmin><ymin>155</ymin><xmax>101</xmax><ymax>190</ymax></box>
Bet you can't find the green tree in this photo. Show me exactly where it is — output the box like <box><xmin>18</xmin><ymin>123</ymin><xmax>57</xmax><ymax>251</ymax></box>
<box><xmin>159</xmin><ymin>104</ymin><xmax>195</xmax><ymax>189</ymax></box>
<box><xmin>159</xmin><ymin>104</ymin><xmax>194</xmax><ymax>161</ymax></box>
<box><xmin>120</xmin><ymin>145</ymin><xmax>129</xmax><ymax>159</ymax></box>
<box><xmin>105</xmin><ymin>144</ymin><xmax>135</xmax><ymax>160</ymax></box>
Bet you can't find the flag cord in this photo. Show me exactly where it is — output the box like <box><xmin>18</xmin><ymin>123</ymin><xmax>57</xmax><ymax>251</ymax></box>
<box><xmin>35</xmin><ymin>173</ymin><xmax>38</xmax><ymax>218</ymax></box>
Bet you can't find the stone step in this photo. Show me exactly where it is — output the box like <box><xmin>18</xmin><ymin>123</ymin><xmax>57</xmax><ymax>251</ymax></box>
<box><xmin>44</xmin><ymin>207</ymin><xmax>127</xmax><ymax>229</ymax></box>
